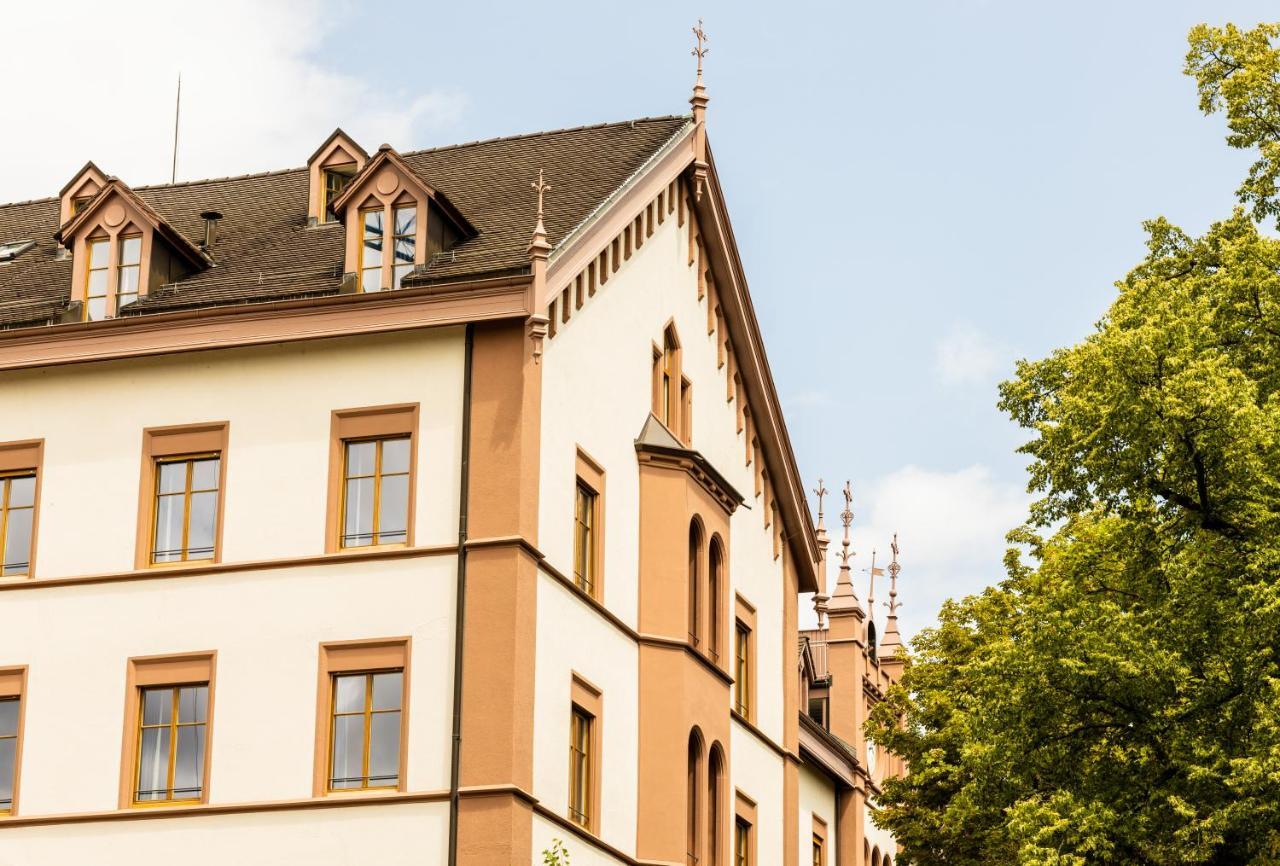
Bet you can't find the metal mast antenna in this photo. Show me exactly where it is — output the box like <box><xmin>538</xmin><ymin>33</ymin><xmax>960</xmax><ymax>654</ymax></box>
<box><xmin>171</xmin><ymin>74</ymin><xmax>182</xmax><ymax>184</ymax></box>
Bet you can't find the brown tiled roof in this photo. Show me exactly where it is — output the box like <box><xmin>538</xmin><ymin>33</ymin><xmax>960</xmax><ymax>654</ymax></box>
<box><xmin>0</xmin><ymin>115</ymin><xmax>690</xmax><ymax>328</ymax></box>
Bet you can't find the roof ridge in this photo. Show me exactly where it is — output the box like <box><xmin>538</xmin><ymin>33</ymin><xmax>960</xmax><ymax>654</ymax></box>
<box><xmin>0</xmin><ymin>114</ymin><xmax>692</xmax><ymax>211</ymax></box>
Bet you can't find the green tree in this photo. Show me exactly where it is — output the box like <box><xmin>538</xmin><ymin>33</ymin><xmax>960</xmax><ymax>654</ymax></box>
<box><xmin>868</xmin><ymin>21</ymin><xmax>1280</xmax><ymax>865</ymax></box>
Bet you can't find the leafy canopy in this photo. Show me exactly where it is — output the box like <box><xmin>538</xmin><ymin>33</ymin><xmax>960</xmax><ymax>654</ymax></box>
<box><xmin>867</xmin><ymin>21</ymin><xmax>1280</xmax><ymax>866</ymax></box>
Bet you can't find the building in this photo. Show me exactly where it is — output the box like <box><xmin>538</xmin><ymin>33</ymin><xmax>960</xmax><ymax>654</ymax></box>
<box><xmin>0</xmin><ymin>36</ymin><xmax>903</xmax><ymax>866</ymax></box>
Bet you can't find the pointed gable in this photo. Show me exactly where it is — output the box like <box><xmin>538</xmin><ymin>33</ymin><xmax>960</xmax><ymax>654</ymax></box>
<box><xmin>307</xmin><ymin>128</ymin><xmax>369</xmax><ymax>225</ymax></box>
<box><xmin>58</xmin><ymin>161</ymin><xmax>109</xmax><ymax>228</ymax></box>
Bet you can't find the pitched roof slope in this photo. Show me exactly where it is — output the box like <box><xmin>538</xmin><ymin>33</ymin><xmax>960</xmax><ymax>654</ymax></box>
<box><xmin>0</xmin><ymin>116</ymin><xmax>690</xmax><ymax>327</ymax></box>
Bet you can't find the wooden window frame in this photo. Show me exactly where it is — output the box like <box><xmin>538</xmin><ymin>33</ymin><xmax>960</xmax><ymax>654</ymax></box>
<box><xmin>0</xmin><ymin>440</ymin><xmax>41</xmax><ymax>579</ymax></box>
<box><xmin>568</xmin><ymin>673</ymin><xmax>602</xmax><ymax>833</ymax></box>
<box><xmin>812</xmin><ymin>814</ymin><xmax>828</xmax><ymax>866</ymax></box>
<box><xmin>313</xmin><ymin>638</ymin><xmax>411</xmax><ymax>796</ymax></box>
<box><xmin>322</xmin><ymin>163</ymin><xmax>358</xmax><ymax>223</ymax></box>
<box><xmin>734</xmin><ymin>790</ymin><xmax>757</xmax><ymax>866</ymax></box>
<box><xmin>136</xmin><ymin>423</ymin><xmax>229</xmax><ymax>570</ymax></box>
<box><xmin>118</xmin><ymin>652</ymin><xmax>217</xmax><ymax>808</ymax></box>
<box><xmin>326</xmin><ymin>404</ymin><xmax>419</xmax><ymax>554</ymax></box>
<box><xmin>0</xmin><ymin>667</ymin><xmax>27</xmax><ymax>816</ymax></box>
<box><xmin>116</xmin><ymin>232</ymin><xmax>142</xmax><ymax>311</ymax></box>
<box><xmin>681</xmin><ymin>376</ymin><xmax>693</xmax><ymax>445</ymax></box>
<box><xmin>573</xmin><ymin>448</ymin><xmax>606</xmax><ymax>600</ymax></box>
<box><xmin>734</xmin><ymin>595</ymin><xmax>757</xmax><ymax>723</ymax></box>
<box><xmin>83</xmin><ymin>236</ymin><xmax>110</xmax><ymax>321</ymax></box>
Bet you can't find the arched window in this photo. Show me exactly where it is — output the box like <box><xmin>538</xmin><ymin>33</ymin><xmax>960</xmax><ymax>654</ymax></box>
<box><xmin>871</xmin><ymin>847</ymin><xmax>881</xmax><ymax>866</ymax></box>
<box><xmin>708</xmin><ymin>537</ymin><xmax>723</xmax><ymax>663</ymax></box>
<box><xmin>687</xmin><ymin>728</ymin><xmax>705</xmax><ymax>865</ymax></box>
<box><xmin>688</xmin><ymin>519</ymin><xmax>704</xmax><ymax>648</ymax></box>
<box><xmin>707</xmin><ymin>743</ymin><xmax>725</xmax><ymax>866</ymax></box>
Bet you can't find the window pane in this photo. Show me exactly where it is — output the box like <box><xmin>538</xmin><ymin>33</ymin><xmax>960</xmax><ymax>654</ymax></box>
<box><xmin>334</xmin><ymin>674</ymin><xmax>365</xmax><ymax>715</ymax></box>
<box><xmin>153</xmin><ymin>494</ymin><xmax>184</xmax><ymax>562</ymax></box>
<box><xmin>0</xmin><ymin>739</ymin><xmax>14</xmax><ymax>807</ymax></box>
<box><xmin>381</xmin><ymin>439</ymin><xmax>410</xmax><ymax>475</ymax></box>
<box><xmin>362</xmin><ymin>236</ymin><xmax>383</xmax><ymax>268</ymax></box>
<box><xmin>377</xmin><ymin>473</ymin><xmax>409</xmax><ymax>543</ymax></box>
<box><xmin>330</xmin><ymin>714</ymin><xmax>364</xmax><ymax>789</ymax></box>
<box><xmin>174</xmin><ymin>725</ymin><xmax>205</xmax><ymax>799</ymax></box>
<box><xmin>394</xmin><ymin>207</ymin><xmax>416</xmax><ymax>237</ymax></box>
<box><xmin>368</xmin><ymin>711</ymin><xmax>401</xmax><ymax>786</ymax></box>
<box><xmin>2</xmin><ymin>507</ymin><xmax>32</xmax><ymax>574</ymax></box>
<box><xmin>346</xmin><ymin>441</ymin><xmax>376</xmax><ymax>478</ymax></box>
<box><xmin>86</xmin><ymin>268</ymin><xmax>108</xmax><ymax>296</ymax></box>
<box><xmin>363</xmin><ymin>209</ymin><xmax>384</xmax><ymax>236</ymax></box>
<box><xmin>178</xmin><ymin>686</ymin><xmax>208</xmax><ymax>723</ymax></box>
<box><xmin>394</xmin><ymin>237</ymin><xmax>414</xmax><ymax>266</ymax></box>
<box><xmin>191</xmin><ymin>459</ymin><xmax>220</xmax><ymax>492</ymax></box>
<box><xmin>120</xmin><ymin>236</ymin><xmax>142</xmax><ymax>266</ymax></box>
<box><xmin>137</xmin><ymin>725</ymin><xmax>171</xmax><ymax>800</ymax></box>
<box><xmin>187</xmin><ymin>491</ymin><xmax>218</xmax><ymax>559</ymax></box>
<box><xmin>393</xmin><ymin>263</ymin><xmax>413</xmax><ymax>291</ymax></box>
<box><xmin>361</xmin><ymin>268</ymin><xmax>383</xmax><ymax>293</ymax></box>
<box><xmin>0</xmin><ymin>700</ymin><xmax>17</xmax><ymax>737</ymax></box>
<box><xmin>344</xmin><ymin>477</ymin><xmax>374</xmax><ymax>547</ymax></box>
<box><xmin>158</xmin><ymin>462</ymin><xmax>188</xmax><ymax>495</ymax></box>
<box><xmin>7</xmin><ymin>476</ymin><xmax>34</xmax><ymax>509</ymax></box>
<box><xmin>371</xmin><ymin>672</ymin><xmax>402</xmax><ymax>711</ymax></box>
<box><xmin>117</xmin><ymin>292</ymin><xmax>138</xmax><ymax>310</ymax></box>
<box><xmin>118</xmin><ymin>266</ymin><xmax>139</xmax><ymax>295</ymax></box>
<box><xmin>142</xmin><ymin>688</ymin><xmax>173</xmax><ymax>725</ymax></box>
<box><xmin>88</xmin><ymin>240</ymin><xmax>109</xmax><ymax>269</ymax></box>
<box><xmin>86</xmin><ymin>297</ymin><xmax>107</xmax><ymax>322</ymax></box>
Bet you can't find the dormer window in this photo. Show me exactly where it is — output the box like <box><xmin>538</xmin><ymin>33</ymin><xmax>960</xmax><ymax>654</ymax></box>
<box><xmin>323</xmin><ymin>164</ymin><xmax>358</xmax><ymax>223</ymax></box>
<box><xmin>82</xmin><ymin>234</ymin><xmax>141</xmax><ymax>321</ymax></box>
<box><xmin>71</xmin><ymin>196</ymin><xmax>93</xmax><ymax>217</ymax></box>
<box><xmin>307</xmin><ymin>129</ymin><xmax>369</xmax><ymax>226</ymax></box>
<box><xmin>84</xmin><ymin>238</ymin><xmax>109</xmax><ymax>320</ymax></box>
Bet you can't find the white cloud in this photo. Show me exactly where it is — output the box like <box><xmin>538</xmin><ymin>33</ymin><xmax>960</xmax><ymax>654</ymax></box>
<box><xmin>0</xmin><ymin>1</ymin><xmax>467</xmax><ymax>203</ymax></box>
<box><xmin>934</xmin><ymin>322</ymin><xmax>1005</xmax><ymax>385</ymax></box>
<box><xmin>805</xmin><ymin>465</ymin><xmax>1031</xmax><ymax>643</ymax></box>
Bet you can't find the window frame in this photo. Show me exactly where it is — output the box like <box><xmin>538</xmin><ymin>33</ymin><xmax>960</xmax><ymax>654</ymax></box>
<box><xmin>0</xmin><ymin>667</ymin><xmax>27</xmax><ymax>816</ymax></box>
<box><xmin>734</xmin><ymin>790</ymin><xmax>756</xmax><ymax>866</ymax></box>
<box><xmin>567</xmin><ymin>673</ymin><xmax>602</xmax><ymax>833</ymax></box>
<box><xmin>83</xmin><ymin>235</ymin><xmax>111</xmax><ymax>321</ymax></box>
<box><xmin>0</xmin><ymin>440</ymin><xmax>41</xmax><ymax>579</ymax></box>
<box><xmin>326</xmin><ymin>404</ymin><xmax>419</xmax><ymax>554</ymax></box>
<box><xmin>135</xmin><ymin>424</ymin><xmax>228</xmax><ymax>570</ymax></box>
<box><xmin>116</xmin><ymin>232</ymin><xmax>142</xmax><ymax>312</ymax></box>
<box><xmin>118</xmin><ymin>652</ymin><xmax>216</xmax><ymax>808</ymax></box>
<box><xmin>149</xmin><ymin>452</ymin><xmax>223</xmax><ymax>566</ymax></box>
<box><xmin>132</xmin><ymin>683</ymin><xmax>211</xmax><ymax>805</ymax></box>
<box><xmin>812</xmin><ymin>814</ymin><xmax>828</xmax><ymax>866</ymax></box>
<box><xmin>733</xmin><ymin>594</ymin><xmax>757</xmax><ymax>723</ymax></box>
<box><xmin>322</xmin><ymin>162</ymin><xmax>358</xmax><ymax>223</ymax></box>
<box><xmin>313</xmin><ymin>638</ymin><xmax>411</xmax><ymax>796</ymax></box>
<box><xmin>573</xmin><ymin>448</ymin><xmax>606</xmax><ymax>600</ymax></box>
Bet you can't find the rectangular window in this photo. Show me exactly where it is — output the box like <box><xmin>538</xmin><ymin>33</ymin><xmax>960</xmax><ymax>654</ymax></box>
<box><xmin>0</xmin><ymin>668</ymin><xmax>25</xmax><ymax>816</ymax></box>
<box><xmin>734</xmin><ymin>621</ymin><xmax>751</xmax><ymax>718</ymax></box>
<box><xmin>327</xmin><ymin>405</ymin><xmax>418</xmax><ymax>554</ymax></box>
<box><xmin>392</xmin><ymin>205</ymin><xmax>416</xmax><ymax>290</ymax></box>
<box><xmin>341</xmin><ymin>437</ymin><xmax>410</xmax><ymax>548</ymax></box>
<box><xmin>360</xmin><ymin>207</ymin><xmax>385</xmax><ymax>292</ymax></box>
<box><xmin>120</xmin><ymin>652</ymin><xmax>215</xmax><ymax>808</ymax></box>
<box><xmin>84</xmin><ymin>238</ymin><xmax>110</xmax><ymax>321</ymax></box>
<box><xmin>151</xmin><ymin>455</ymin><xmax>221</xmax><ymax>564</ymax></box>
<box><xmin>315</xmin><ymin>639</ymin><xmax>409</xmax><ymax>795</ymax></box>
<box><xmin>808</xmin><ymin>695</ymin><xmax>829</xmax><ymax>730</ymax></box>
<box><xmin>573</xmin><ymin>482</ymin><xmax>597</xmax><ymax>595</ymax></box>
<box><xmin>323</xmin><ymin>165</ymin><xmax>357</xmax><ymax>222</ymax></box>
<box><xmin>812</xmin><ymin>815</ymin><xmax>828</xmax><ymax>866</ymax></box>
<box><xmin>0</xmin><ymin>472</ymin><xmax>35</xmax><ymax>577</ymax></box>
<box><xmin>117</xmin><ymin>234</ymin><xmax>141</xmax><ymax>311</ymax></box>
<box><xmin>134</xmin><ymin>684</ymin><xmax>209</xmax><ymax>803</ymax></box>
<box><xmin>329</xmin><ymin>670</ymin><xmax>404</xmax><ymax>790</ymax></box>
<box><xmin>137</xmin><ymin>424</ymin><xmax>228</xmax><ymax>570</ymax></box>
<box><xmin>569</xmin><ymin>705</ymin><xmax>592</xmax><ymax>827</ymax></box>
<box><xmin>735</xmin><ymin>818</ymin><xmax>751</xmax><ymax>866</ymax></box>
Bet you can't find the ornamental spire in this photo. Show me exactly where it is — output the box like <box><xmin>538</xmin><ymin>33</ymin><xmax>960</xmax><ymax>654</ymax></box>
<box><xmin>526</xmin><ymin>169</ymin><xmax>552</xmax><ymax>362</ymax></box>
<box><xmin>881</xmin><ymin>533</ymin><xmax>905</xmax><ymax>659</ymax></box>
<box><xmin>827</xmin><ymin>481</ymin><xmax>862</xmax><ymax>616</ymax></box>
<box><xmin>689</xmin><ymin>19</ymin><xmax>710</xmax><ymax>201</ymax></box>
<box><xmin>812</xmin><ymin>478</ymin><xmax>831</xmax><ymax>628</ymax></box>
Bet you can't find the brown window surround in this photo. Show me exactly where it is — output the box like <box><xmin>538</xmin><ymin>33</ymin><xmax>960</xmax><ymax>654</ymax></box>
<box><xmin>573</xmin><ymin>448</ymin><xmax>606</xmax><ymax>600</ymax></box>
<box><xmin>812</xmin><ymin>814</ymin><xmax>828</xmax><ymax>866</ymax></box>
<box><xmin>680</xmin><ymin>376</ymin><xmax>693</xmax><ymax>445</ymax></box>
<box><xmin>313</xmin><ymin>638</ymin><xmax>411</xmax><ymax>797</ymax></box>
<box><xmin>734</xmin><ymin>790</ymin><xmax>757</xmax><ymax>866</ymax></box>
<box><xmin>135</xmin><ymin>423</ymin><xmax>229</xmax><ymax>570</ymax></box>
<box><xmin>326</xmin><ymin>404</ymin><xmax>419</xmax><ymax>554</ymax></box>
<box><xmin>734</xmin><ymin>594</ymin><xmax>757</xmax><ymax>724</ymax></box>
<box><xmin>0</xmin><ymin>440</ymin><xmax>41</xmax><ymax>580</ymax></box>
<box><xmin>568</xmin><ymin>673</ymin><xmax>602</xmax><ymax>834</ymax></box>
<box><xmin>118</xmin><ymin>651</ymin><xmax>217</xmax><ymax>809</ymax></box>
<box><xmin>0</xmin><ymin>666</ymin><xmax>27</xmax><ymax>816</ymax></box>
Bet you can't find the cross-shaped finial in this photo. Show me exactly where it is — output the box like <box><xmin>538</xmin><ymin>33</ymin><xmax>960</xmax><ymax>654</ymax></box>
<box><xmin>840</xmin><ymin>481</ymin><xmax>853</xmax><ymax>530</ymax></box>
<box><xmin>531</xmin><ymin>169</ymin><xmax>551</xmax><ymax>222</ymax></box>
<box><xmin>813</xmin><ymin>478</ymin><xmax>829</xmax><ymax>520</ymax></box>
<box><xmin>692</xmin><ymin>18</ymin><xmax>709</xmax><ymax>77</ymax></box>
<box><xmin>887</xmin><ymin>532</ymin><xmax>902</xmax><ymax>612</ymax></box>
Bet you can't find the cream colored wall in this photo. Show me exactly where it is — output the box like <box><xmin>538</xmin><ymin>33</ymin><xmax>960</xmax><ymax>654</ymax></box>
<box><xmin>532</xmin><ymin>812</ymin><xmax>630</xmax><ymax>866</ymax></box>
<box><xmin>731</xmin><ymin>726</ymin><xmax>786</xmax><ymax>865</ymax></box>
<box><xmin>2</xmin><ymin>554</ymin><xmax>455</xmax><ymax>816</ymax></box>
<box><xmin>0</xmin><ymin>329</ymin><xmax>464</xmax><ymax>579</ymax></box>
<box><xmin>799</xmin><ymin>763</ymin><xmax>837</xmax><ymax>865</ymax></box>
<box><xmin>531</xmin><ymin>570</ymin><xmax>639</xmax><ymax>853</ymax></box>
<box><xmin>866</xmin><ymin>801</ymin><xmax>898</xmax><ymax>863</ymax></box>
<box><xmin>0</xmin><ymin>800</ymin><xmax>448</xmax><ymax>865</ymax></box>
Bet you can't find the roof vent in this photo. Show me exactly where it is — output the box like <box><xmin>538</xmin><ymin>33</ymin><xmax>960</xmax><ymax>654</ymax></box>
<box><xmin>199</xmin><ymin>211</ymin><xmax>223</xmax><ymax>250</ymax></box>
<box><xmin>0</xmin><ymin>240</ymin><xmax>35</xmax><ymax>263</ymax></box>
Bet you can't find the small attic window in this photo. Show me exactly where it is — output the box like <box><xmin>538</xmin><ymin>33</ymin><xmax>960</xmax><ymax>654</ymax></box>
<box><xmin>0</xmin><ymin>241</ymin><xmax>34</xmax><ymax>263</ymax></box>
<box><xmin>71</xmin><ymin>196</ymin><xmax>93</xmax><ymax>216</ymax></box>
<box><xmin>323</xmin><ymin>164</ymin><xmax>358</xmax><ymax>222</ymax></box>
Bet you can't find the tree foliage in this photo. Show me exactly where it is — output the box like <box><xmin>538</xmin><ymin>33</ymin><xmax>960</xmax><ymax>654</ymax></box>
<box><xmin>868</xmin><ymin>22</ymin><xmax>1280</xmax><ymax>865</ymax></box>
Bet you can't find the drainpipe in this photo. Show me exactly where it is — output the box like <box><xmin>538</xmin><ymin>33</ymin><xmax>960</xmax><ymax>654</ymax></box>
<box><xmin>447</xmin><ymin>323</ymin><xmax>474</xmax><ymax>866</ymax></box>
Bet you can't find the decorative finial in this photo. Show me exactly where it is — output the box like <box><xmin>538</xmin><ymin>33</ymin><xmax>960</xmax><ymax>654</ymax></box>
<box><xmin>812</xmin><ymin>478</ymin><xmax>831</xmax><ymax>628</ymax></box>
<box><xmin>881</xmin><ymin>533</ymin><xmax>905</xmax><ymax>660</ymax></box>
<box><xmin>532</xmin><ymin>169</ymin><xmax>551</xmax><ymax>231</ymax></box>
<box><xmin>814</xmin><ymin>478</ymin><xmax>828</xmax><ymax>521</ymax></box>
<box><xmin>887</xmin><ymin>532</ymin><xmax>901</xmax><ymax>615</ymax></box>
<box><xmin>866</xmin><ymin>548</ymin><xmax>879</xmax><ymax>611</ymax></box>
<box><xmin>692</xmin><ymin>18</ymin><xmax>709</xmax><ymax>82</ymax></box>
<box><xmin>689</xmin><ymin>19</ymin><xmax>711</xmax><ymax>201</ymax></box>
<box><xmin>527</xmin><ymin>169</ymin><xmax>553</xmax><ymax>364</ymax></box>
<box><xmin>839</xmin><ymin>481</ymin><xmax>854</xmax><ymax>567</ymax></box>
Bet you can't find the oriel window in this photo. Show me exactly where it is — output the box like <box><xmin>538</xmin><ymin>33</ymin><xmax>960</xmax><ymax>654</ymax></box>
<box><xmin>0</xmin><ymin>471</ymin><xmax>35</xmax><ymax>577</ymax></box>
<box><xmin>329</xmin><ymin>670</ymin><xmax>403</xmax><ymax>790</ymax></box>
<box><xmin>392</xmin><ymin>205</ymin><xmax>416</xmax><ymax>290</ymax></box>
<box><xmin>568</xmin><ymin>705</ymin><xmax>593</xmax><ymax>827</ymax></box>
<box><xmin>134</xmin><ymin>685</ymin><xmax>208</xmax><ymax>803</ymax></box>
<box><xmin>0</xmin><ymin>696</ymin><xmax>18</xmax><ymax>814</ymax></box>
<box><xmin>151</xmin><ymin>455</ymin><xmax>221</xmax><ymax>564</ymax></box>
<box><xmin>341</xmin><ymin>437</ymin><xmax>410</xmax><ymax>548</ymax></box>
<box><xmin>573</xmin><ymin>482</ymin><xmax>597</xmax><ymax>595</ymax></box>
<box><xmin>360</xmin><ymin>207</ymin><xmax>384</xmax><ymax>293</ymax></box>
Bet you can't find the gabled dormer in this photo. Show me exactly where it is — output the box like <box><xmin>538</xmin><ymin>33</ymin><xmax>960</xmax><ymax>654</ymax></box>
<box><xmin>58</xmin><ymin>161</ymin><xmax>109</xmax><ymax>227</ymax></box>
<box><xmin>306</xmin><ymin>129</ymin><xmax>369</xmax><ymax>226</ymax></box>
<box><xmin>55</xmin><ymin>178</ymin><xmax>209</xmax><ymax>321</ymax></box>
<box><xmin>328</xmin><ymin>144</ymin><xmax>475</xmax><ymax>293</ymax></box>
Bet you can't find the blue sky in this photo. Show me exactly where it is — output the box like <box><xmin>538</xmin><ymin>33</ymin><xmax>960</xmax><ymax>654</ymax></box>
<box><xmin>3</xmin><ymin>0</ymin><xmax>1274</xmax><ymax>638</ymax></box>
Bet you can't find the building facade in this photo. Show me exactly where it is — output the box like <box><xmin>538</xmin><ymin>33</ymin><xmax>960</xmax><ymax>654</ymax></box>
<box><xmin>0</xmin><ymin>65</ymin><xmax>901</xmax><ymax>865</ymax></box>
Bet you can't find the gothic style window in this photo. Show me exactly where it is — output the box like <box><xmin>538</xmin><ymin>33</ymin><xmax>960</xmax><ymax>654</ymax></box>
<box><xmin>392</xmin><ymin>205</ymin><xmax>416</xmax><ymax>290</ymax></box>
<box><xmin>84</xmin><ymin>238</ymin><xmax>110</xmax><ymax>321</ymax></box>
<box><xmin>707</xmin><ymin>744</ymin><xmax>725</xmax><ymax>866</ymax></box>
<box><xmin>0</xmin><ymin>471</ymin><xmax>35</xmax><ymax>576</ymax></box>
<box><xmin>151</xmin><ymin>455</ymin><xmax>221</xmax><ymax>564</ymax></box>
<box><xmin>360</xmin><ymin>207</ymin><xmax>385</xmax><ymax>293</ymax></box>
<box><xmin>117</xmin><ymin>234</ymin><xmax>141</xmax><ymax>310</ymax></box>
<box><xmin>688</xmin><ymin>520</ymin><xmax>704</xmax><ymax>647</ymax></box>
<box><xmin>134</xmin><ymin>684</ymin><xmax>209</xmax><ymax>803</ymax></box>
<box><xmin>341</xmin><ymin>437</ymin><xmax>410</xmax><ymax>548</ymax></box>
<box><xmin>687</xmin><ymin>729</ymin><xmax>704</xmax><ymax>866</ymax></box>
<box><xmin>329</xmin><ymin>670</ymin><xmax>403</xmax><ymax>790</ymax></box>
<box><xmin>708</xmin><ymin>538</ymin><xmax>724</xmax><ymax>663</ymax></box>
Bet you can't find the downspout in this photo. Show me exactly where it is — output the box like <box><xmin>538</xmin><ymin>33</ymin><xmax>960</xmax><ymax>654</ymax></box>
<box><xmin>447</xmin><ymin>323</ymin><xmax>474</xmax><ymax>866</ymax></box>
